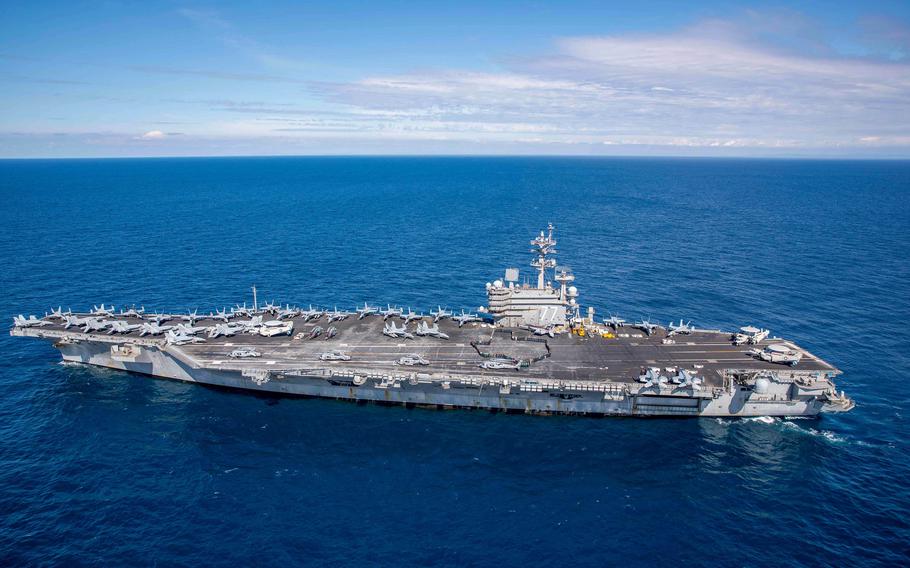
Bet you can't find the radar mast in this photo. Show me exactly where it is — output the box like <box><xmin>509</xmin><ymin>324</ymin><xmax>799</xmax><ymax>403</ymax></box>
<box><xmin>530</xmin><ymin>222</ymin><xmax>557</xmax><ymax>289</ymax></box>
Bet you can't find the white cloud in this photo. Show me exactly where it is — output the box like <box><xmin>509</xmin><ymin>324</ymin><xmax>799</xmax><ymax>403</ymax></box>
<box><xmin>139</xmin><ymin>130</ymin><xmax>165</xmax><ymax>139</ymax></box>
<box><xmin>302</xmin><ymin>20</ymin><xmax>910</xmax><ymax>153</ymax></box>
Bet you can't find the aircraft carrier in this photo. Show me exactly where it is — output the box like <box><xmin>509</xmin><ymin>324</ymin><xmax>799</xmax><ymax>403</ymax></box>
<box><xmin>10</xmin><ymin>225</ymin><xmax>853</xmax><ymax>417</ymax></box>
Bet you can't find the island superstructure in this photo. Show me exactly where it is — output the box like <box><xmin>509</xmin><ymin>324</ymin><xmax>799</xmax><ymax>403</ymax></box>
<box><xmin>10</xmin><ymin>225</ymin><xmax>853</xmax><ymax>417</ymax></box>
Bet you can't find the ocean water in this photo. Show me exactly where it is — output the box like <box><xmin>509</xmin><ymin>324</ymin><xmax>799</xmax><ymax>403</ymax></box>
<box><xmin>0</xmin><ymin>157</ymin><xmax>908</xmax><ymax>566</ymax></box>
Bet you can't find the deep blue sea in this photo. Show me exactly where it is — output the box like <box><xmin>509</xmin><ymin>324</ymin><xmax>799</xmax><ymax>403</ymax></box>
<box><xmin>0</xmin><ymin>157</ymin><xmax>908</xmax><ymax>566</ymax></box>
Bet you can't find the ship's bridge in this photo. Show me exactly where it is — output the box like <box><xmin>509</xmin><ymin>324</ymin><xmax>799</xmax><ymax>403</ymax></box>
<box><xmin>486</xmin><ymin>224</ymin><xmax>579</xmax><ymax>327</ymax></box>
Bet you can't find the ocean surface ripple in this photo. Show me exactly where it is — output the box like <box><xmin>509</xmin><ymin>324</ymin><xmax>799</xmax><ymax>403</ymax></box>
<box><xmin>0</xmin><ymin>157</ymin><xmax>908</xmax><ymax>566</ymax></box>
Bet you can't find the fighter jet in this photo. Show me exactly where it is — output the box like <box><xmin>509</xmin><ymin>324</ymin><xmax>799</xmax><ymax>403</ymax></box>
<box><xmin>106</xmin><ymin>321</ymin><xmax>142</xmax><ymax>334</ymax></box>
<box><xmin>63</xmin><ymin>315</ymin><xmax>93</xmax><ymax>329</ymax></box>
<box><xmin>119</xmin><ymin>306</ymin><xmax>145</xmax><ymax>319</ymax></box>
<box><xmin>396</xmin><ymin>354</ymin><xmax>429</xmax><ymax>366</ymax></box>
<box><xmin>235</xmin><ymin>316</ymin><xmax>264</xmax><ymax>332</ymax></box>
<box><xmin>208</xmin><ymin>323</ymin><xmax>242</xmax><ymax>338</ymax></box>
<box><xmin>667</xmin><ymin>319</ymin><xmax>696</xmax><ymax>336</ymax></box>
<box><xmin>667</xmin><ymin>319</ymin><xmax>696</xmax><ymax>335</ymax></box>
<box><xmin>325</xmin><ymin>326</ymin><xmax>338</xmax><ymax>339</ymax></box>
<box><xmin>478</xmin><ymin>358</ymin><xmax>521</xmax><ymax>370</ymax></box>
<box><xmin>81</xmin><ymin>318</ymin><xmax>109</xmax><ymax>333</ymax></box>
<box><xmin>670</xmin><ymin>368</ymin><xmax>702</xmax><ymax>391</ymax></box>
<box><xmin>525</xmin><ymin>324</ymin><xmax>555</xmax><ymax>338</ymax></box>
<box><xmin>232</xmin><ymin>304</ymin><xmax>253</xmax><ymax>318</ymax></box>
<box><xmin>430</xmin><ymin>306</ymin><xmax>453</xmax><ymax>323</ymax></box>
<box><xmin>147</xmin><ymin>312</ymin><xmax>173</xmax><ymax>324</ymax></box>
<box><xmin>261</xmin><ymin>301</ymin><xmax>281</xmax><ymax>315</ymax></box>
<box><xmin>452</xmin><ymin>310</ymin><xmax>482</xmax><ymax>327</ymax></box>
<box><xmin>140</xmin><ymin>322</ymin><xmax>174</xmax><ymax>336</ymax></box>
<box><xmin>45</xmin><ymin>307</ymin><xmax>72</xmax><ymax>320</ymax></box>
<box><xmin>356</xmin><ymin>302</ymin><xmax>379</xmax><ymax>319</ymax></box>
<box><xmin>90</xmin><ymin>304</ymin><xmax>116</xmax><ymax>317</ymax></box>
<box><xmin>638</xmin><ymin>367</ymin><xmax>668</xmax><ymax>389</ymax></box>
<box><xmin>382</xmin><ymin>322</ymin><xmax>414</xmax><ymax>339</ymax></box>
<box><xmin>12</xmin><ymin>314</ymin><xmax>52</xmax><ymax>328</ymax></box>
<box><xmin>300</xmin><ymin>305</ymin><xmax>324</xmax><ymax>322</ymax></box>
<box><xmin>213</xmin><ymin>308</ymin><xmax>233</xmax><ymax>322</ymax></box>
<box><xmin>319</xmin><ymin>350</ymin><xmax>351</xmax><ymax>361</ymax></box>
<box><xmin>277</xmin><ymin>305</ymin><xmax>300</xmax><ymax>320</ymax></box>
<box><xmin>379</xmin><ymin>304</ymin><xmax>403</xmax><ymax>320</ymax></box>
<box><xmin>401</xmin><ymin>308</ymin><xmax>425</xmax><ymax>324</ymax></box>
<box><xmin>326</xmin><ymin>307</ymin><xmax>352</xmax><ymax>323</ymax></box>
<box><xmin>165</xmin><ymin>330</ymin><xmax>205</xmax><ymax>345</ymax></box>
<box><xmin>604</xmin><ymin>315</ymin><xmax>626</xmax><ymax>329</ymax></box>
<box><xmin>173</xmin><ymin>323</ymin><xmax>208</xmax><ymax>336</ymax></box>
<box><xmin>309</xmin><ymin>326</ymin><xmax>324</xmax><ymax>339</ymax></box>
<box><xmin>229</xmin><ymin>348</ymin><xmax>261</xmax><ymax>358</ymax></box>
<box><xmin>415</xmin><ymin>321</ymin><xmax>449</xmax><ymax>340</ymax></box>
<box><xmin>634</xmin><ymin>318</ymin><xmax>659</xmax><ymax>336</ymax></box>
<box><xmin>181</xmin><ymin>309</ymin><xmax>203</xmax><ymax>324</ymax></box>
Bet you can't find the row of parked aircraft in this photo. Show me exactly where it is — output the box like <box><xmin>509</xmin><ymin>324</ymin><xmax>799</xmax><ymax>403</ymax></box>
<box><xmin>638</xmin><ymin>367</ymin><xmax>704</xmax><ymax>390</ymax></box>
<box><xmin>17</xmin><ymin>302</ymin><xmax>485</xmax><ymax>334</ymax></box>
<box><xmin>602</xmin><ymin>314</ymin><xmax>697</xmax><ymax>337</ymax></box>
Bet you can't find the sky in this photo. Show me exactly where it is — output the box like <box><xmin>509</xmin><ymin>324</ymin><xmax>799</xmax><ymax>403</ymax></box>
<box><xmin>1</xmin><ymin>0</ymin><xmax>909</xmax><ymax>158</ymax></box>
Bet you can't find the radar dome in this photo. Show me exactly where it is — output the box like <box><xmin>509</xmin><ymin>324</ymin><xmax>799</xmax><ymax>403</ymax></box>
<box><xmin>754</xmin><ymin>378</ymin><xmax>771</xmax><ymax>394</ymax></box>
<box><xmin>485</xmin><ymin>282</ymin><xmax>492</xmax><ymax>290</ymax></box>
<box><xmin>493</xmin><ymin>280</ymin><xmax>503</xmax><ymax>288</ymax></box>
<box><xmin>568</xmin><ymin>286</ymin><xmax>578</xmax><ymax>295</ymax></box>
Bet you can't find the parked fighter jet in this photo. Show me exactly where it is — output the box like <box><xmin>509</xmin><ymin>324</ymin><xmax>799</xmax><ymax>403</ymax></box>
<box><xmin>229</xmin><ymin>348</ymin><xmax>261</xmax><ymax>358</ymax></box>
<box><xmin>173</xmin><ymin>323</ymin><xmax>208</xmax><ymax>336</ymax></box>
<box><xmin>119</xmin><ymin>306</ymin><xmax>145</xmax><ymax>319</ymax></box>
<box><xmin>63</xmin><ymin>315</ymin><xmax>93</xmax><ymax>329</ymax></box>
<box><xmin>232</xmin><ymin>304</ymin><xmax>253</xmax><ymax>318</ymax></box>
<box><xmin>401</xmin><ymin>308</ymin><xmax>425</xmax><ymax>324</ymax></box>
<box><xmin>478</xmin><ymin>358</ymin><xmax>521</xmax><ymax>370</ymax></box>
<box><xmin>382</xmin><ymin>322</ymin><xmax>414</xmax><ymax>339</ymax></box>
<box><xmin>45</xmin><ymin>307</ymin><xmax>72</xmax><ymax>320</ymax></box>
<box><xmin>396</xmin><ymin>354</ymin><xmax>429</xmax><ymax>366</ymax></box>
<box><xmin>319</xmin><ymin>350</ymin><xmax>351</xmax><ymax>361</ymax></box>
<box><xmin>325</xmin><ymin>326</ymin><xmax>338</xmax><ymax>339</ymax></box>
<box><xmin>430</xmin><ymin>306</ymin><xmax>453</xmax><ymax>322</ymax></box>
<box><xmin>309</xmin><ymin>326</ymin><xmax>324</xmax><ymax>339</ymax></box>
<box><xmin>181</xmin><ymin>309</ymin><xmax>204</xmax><ymax>324</ymax></box>
<box><xmin>235</xmin><ymin>316</ymin><xmax>263</xmax><ymax>332</ymax></box>
<box><xmin>638</xmin><ymin>367</ymin><xmax>668</xmax><ymax>389</ymax></box>
<box><xmin>379</xmin><ymin>304</ymin><xmax>403</xmax><ymax>320</ymax></box>
<box><xmin>140</xmin><ymin>322</ymin><xmax>174</xmax><ymax>336</ymax></box>
<box><xmin>147</xmin><ymin>312</ymin><xmax>173</xmax><ymax>324</ymax></box>
<box><xmin>208</xmin><ymin>323</ymin><xmax>242</xmax><ymax>338</ymax></box>
<box><xmin>106</xmin><ymin>321</ymin><xmax>142</xmax><ymax>334</ymax></box>
<box><xmin>634</xmin><ymin>318</ymin><xmax>659</xmax><ymax>336</ymax></box>
<box><xmin>670</xmin><ymin>368</ymin><xmax>702</xmax><ymax>390</ymax></box>
<box><xmin>667</xmin><ymin>319</ymin><xmax>696</xmax><ymax>336</ymax></box>
<box><xmin>300</xmin><ymin>305</ymin><xmax>324</xmax><ymax>322</ymax></box>
<box><xmin>81</xmin><ymin>318</ymin><xmax>108</xmax><ymax>333</ymax></box>
<box><xmin>277</xmin><ymin>305</ymin><xmax>300</xmax><ymax>320</ymax></box>
<box><xmin>326</xmin><ymin>307</ymin><xmax>352</xmax><ymax>323</ymax></box>
<box><xmin>525</xmin><ymin>324</ymin><xmax>555</xmax><ymax>338</ymax></box>
<box><xmin>452</xmin><ymin>310</ymin><xmax>482</xmax><ymax>327</ymax></box>
<box><xmin>90</xmin><ymin>304</ymin><xmax>116</xmax><ymax>317</ymax></box>
<box><xmin>165</xmin><ymin>330</ymin><xmax>205</xmax><ymax>345</ymax></box>
<box><xmin>356</xmin><ymin>302</ymin><xmax>379</xmax><ymax>319</ymax></box>
<box><xmin>415</xmin><ymin>321</ymin><xmax>449</xmax><ymax>340</ymax></box>
<box><xmin>261</xmin><ymin>301</ymin><xmax>281</xmax><ymax>315</ymax></box>
<box><xmin>604</xmin><ymin>315</ymin><xmax>626</xmax><ymax>329</ymax></box>
<box><xmin>213</xmin><ymin>308</ymin><xmax>233</xmax><ymax>322</ymax></box>
<box><xmin>12</xmin><ymin>314</ymin><xmax>52</xmax><ymax>328</ymax></box>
